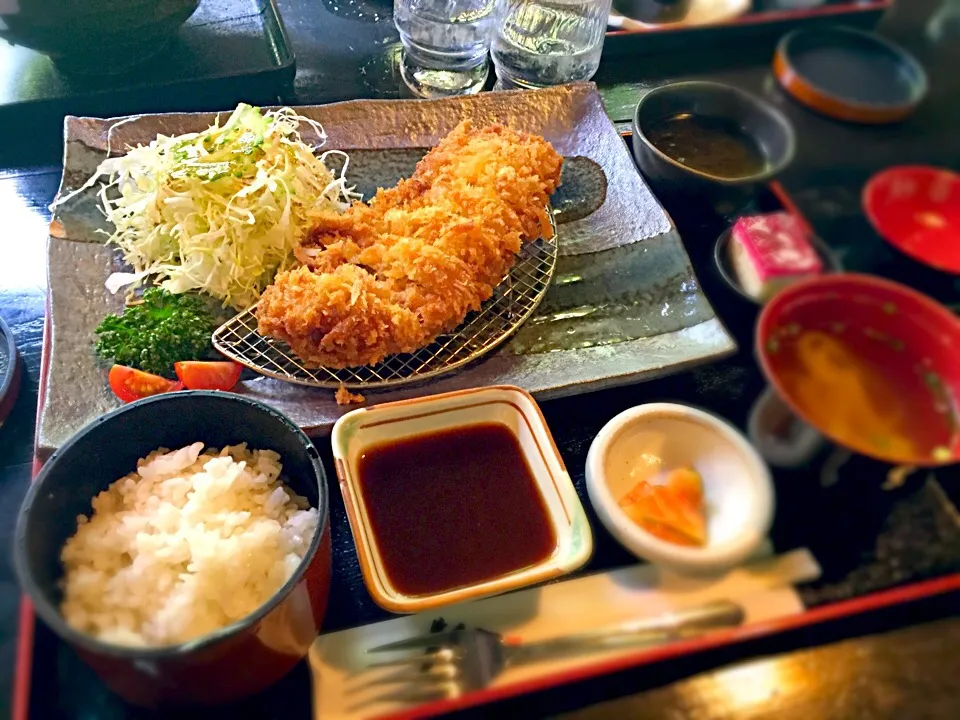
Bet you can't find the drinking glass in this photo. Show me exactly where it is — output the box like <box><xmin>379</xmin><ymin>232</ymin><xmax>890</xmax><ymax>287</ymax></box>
<box><xmin>491</xmin><ymin>0</ymin><xmax>613</xmax><ymax>89</ymax></box>
<box><xmin>395</xmin><ymin>0</ymin><xmax>497</xmax><ymax>97</ymax></box>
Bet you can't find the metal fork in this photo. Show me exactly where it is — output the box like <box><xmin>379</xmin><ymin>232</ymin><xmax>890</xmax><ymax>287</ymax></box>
<box><xmin>354</xmin><ymin>600</ymin><xmax>745</xmax><ymax>703</ymax></box>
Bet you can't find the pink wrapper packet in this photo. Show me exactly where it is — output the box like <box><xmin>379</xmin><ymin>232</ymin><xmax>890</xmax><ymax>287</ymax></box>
<box><xmin>728</xmin><ymin>212</ymin><xmax>823</xmax><ymax>302</ymax></box>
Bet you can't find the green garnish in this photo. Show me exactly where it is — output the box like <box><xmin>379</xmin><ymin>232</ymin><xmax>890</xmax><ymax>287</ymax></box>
<box><xmin>94</xmin><ymin>288</ymin><xmax>215</xmax><ymax>375</ymax></box>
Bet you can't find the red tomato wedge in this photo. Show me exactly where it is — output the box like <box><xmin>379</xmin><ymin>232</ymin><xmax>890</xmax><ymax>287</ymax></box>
<box><xmin>109</xmin><ymin>365</ymin><xmax>182</xmax><ymax>403</ymax></box>
<box><xmin>174</xmin><ymin>361</ymin><xmax>243</xmax><ymax>391</ymax></box>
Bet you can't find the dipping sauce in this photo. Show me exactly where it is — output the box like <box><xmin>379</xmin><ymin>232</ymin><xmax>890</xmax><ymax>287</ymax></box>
<box><xmin>356</xmin><ymin>423</ymin><xmax>557</xmax><ymax>596</ymax></box>
<box><xmin>768</xmin><ymin>327</ymin><xmax>957</xmax><ymax>462</ymax></box>
<box><xmin>645</xmin><ymin>113</ymin><xmax>767</xmax><ymax>178</ymax></box>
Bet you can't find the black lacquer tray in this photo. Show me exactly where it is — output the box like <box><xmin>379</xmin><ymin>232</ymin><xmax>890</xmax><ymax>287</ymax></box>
<box><xmin>17</xmin><ymin>123</ymin><xmax>960</xmax><ymax>717</ymax></box>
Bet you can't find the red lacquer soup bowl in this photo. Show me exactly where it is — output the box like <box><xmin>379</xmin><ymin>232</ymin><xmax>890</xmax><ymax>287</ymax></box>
<box><xmin>756</xmin><ymin>274</ymin><xmax>960</xmax><ymax>467</ymax></box>
<box><xmin>14</xmin><ymin>391</ymin><xmax>332</xmax><ymax>707</ymax></box>
<box><xmin>863</xmin><ymin>165</ymin><xmax>960</xmax><ymax>274</ymax></box>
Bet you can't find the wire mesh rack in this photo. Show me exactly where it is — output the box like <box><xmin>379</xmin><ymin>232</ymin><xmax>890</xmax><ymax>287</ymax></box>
<box><xmin>212</xmin><ymin>224</ymin><xmax>559</xmax><ymax>390</ymax></box>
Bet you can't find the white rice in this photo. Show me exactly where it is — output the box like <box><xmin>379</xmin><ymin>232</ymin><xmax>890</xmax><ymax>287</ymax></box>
<box><xmin>60</xmin><ymin>442</ymin><xmax>318</xmax><ymax>647</ymax></box>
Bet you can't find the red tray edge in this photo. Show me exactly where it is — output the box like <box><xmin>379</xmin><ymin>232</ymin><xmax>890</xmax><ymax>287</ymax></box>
<box><xmin>14</xmin><ymin>291</ymin><xmax>51</xmax><ymax>720</ymax></box>
<box><xmin>377</xmin><ymin>573</ymin><xmax>960</xmax><ymax>720</ymax></box>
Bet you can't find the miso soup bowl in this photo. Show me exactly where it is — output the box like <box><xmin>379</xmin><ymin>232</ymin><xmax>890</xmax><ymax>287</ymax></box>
<box><xmin>756</xmin><ymin>273</ymin><xmax>960</xmax><ymax>468</ymax></box>
<box><xmin>14</xmin><ymin>391</ymin><xmax>332</xmax><ymax>707</ymax></box>
<box><xmin>332</xmin><ymin>385</ymin><xmax>594</xmax><ymax>613</ymax></box>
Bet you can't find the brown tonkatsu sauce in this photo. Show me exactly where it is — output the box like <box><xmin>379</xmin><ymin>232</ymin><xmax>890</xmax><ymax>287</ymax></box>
<box><xmin>357</xmin><ymin>423</ymin><xmax>557</xmax><ymax>596</ymax></box>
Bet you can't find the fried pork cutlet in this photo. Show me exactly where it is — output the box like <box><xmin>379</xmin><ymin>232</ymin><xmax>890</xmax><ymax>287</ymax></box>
<box><xmin>257</xmin><ymin>121</ymin><xmax>563</xmax><ymax>368</ymax></box>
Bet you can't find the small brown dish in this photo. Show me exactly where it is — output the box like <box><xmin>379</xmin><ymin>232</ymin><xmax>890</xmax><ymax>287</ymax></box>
<box><xmin>713</xmin><ymin>226</ymin><xmax>842</xmax><ymax>307</ymax></box>
<box><xmin>632</xmin><ymin>81</ymin><xmax>796</xmax><ymax>212</ymax></box>
<box><xmin>774</xmin><ymin>27</ymin><xmax>928</xmax><ymax>124</ymax></box>
<box><xmin>14</xmin><ymin>391</ymin><xmax>332</xmax><ymax>707</ymax></box>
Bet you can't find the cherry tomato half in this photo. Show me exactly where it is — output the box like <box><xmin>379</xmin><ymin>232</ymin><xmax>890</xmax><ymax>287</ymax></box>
<box><xmin>109</xmin><ymin>365</ymin><xmax>182</xmax><ymax>403</ymax></box>
<box><xmin>174</xmin><ymin>361</ymin><xmax>243</xmax><ymax>391</ymax></box>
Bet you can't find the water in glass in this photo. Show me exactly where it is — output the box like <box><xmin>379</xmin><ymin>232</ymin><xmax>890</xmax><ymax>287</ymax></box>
<box><xmin>492</xmin><ymin>0</ymin><xmax>612</xmax><ymax>88</ymax></box>
<box><xmin>395</xmin><ymin>0</ymin><xmax>497</xmax><ymax>97</ymax></box>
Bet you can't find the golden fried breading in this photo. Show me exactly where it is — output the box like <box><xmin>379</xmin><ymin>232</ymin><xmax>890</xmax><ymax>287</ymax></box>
<box><xmin>257</xmin><ymin>121</ymin><xmax>563</xmax><ymax>368</ymax></box>
<box><xmin>334</xmin><ymin>384</ymin><xmax>365</xmax><ymax>406</ymax></box>
<box><xmin>256</xmin><ymin>265</ymin><xmax>422</xmax><ymax>367</ymax></box>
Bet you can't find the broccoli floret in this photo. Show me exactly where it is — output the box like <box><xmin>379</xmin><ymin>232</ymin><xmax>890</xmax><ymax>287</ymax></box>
<box><xmin>94</xmin><ymin>289</ymin><xmax>215</xmax><ymax>376</ymax></box>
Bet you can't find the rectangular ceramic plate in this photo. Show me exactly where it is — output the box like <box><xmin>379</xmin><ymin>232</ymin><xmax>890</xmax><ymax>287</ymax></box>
<box><xmin>39</xmin><ymin>82</ymin><xmax>735</xmax><ymax>458</ymax></box>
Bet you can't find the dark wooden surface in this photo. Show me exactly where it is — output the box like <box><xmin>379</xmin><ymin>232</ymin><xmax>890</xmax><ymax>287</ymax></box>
<box><xmin>1</xmin><ymin>0</ymin><xmax>959</xmax><ymax>718</ymax></box>
<box><xmin>560</xmin><ymin>616</ymin><xmax>960</xmax><ymax>720</ymax></box>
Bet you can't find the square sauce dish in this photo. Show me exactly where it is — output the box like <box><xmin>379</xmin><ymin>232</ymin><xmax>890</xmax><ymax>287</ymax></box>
<box><xmin>331</xmin><ymin>385</ymin><xmax>593</xmax><ymax>613</ymax></box>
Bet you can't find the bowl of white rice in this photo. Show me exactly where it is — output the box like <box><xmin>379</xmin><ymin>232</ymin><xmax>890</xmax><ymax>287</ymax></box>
<box><xmin>14</xmin><ymin>391</ymin><xmax>331</xmax><ymax>707</ymax></box>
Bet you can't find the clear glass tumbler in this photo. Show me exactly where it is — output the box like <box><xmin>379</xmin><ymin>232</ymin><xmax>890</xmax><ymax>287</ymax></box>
<box><xmin>395</xmin><ymin>0</ymin><xmax>497</xmax><ymax>98</ymax></box>
<box><xmin>491</xmin><ymin>0</ymin><xmax>613</xmax><ymax>89</ymax></box>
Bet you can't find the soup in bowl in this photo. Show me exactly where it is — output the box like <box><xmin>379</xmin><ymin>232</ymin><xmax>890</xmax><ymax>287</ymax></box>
<box><xmin>756</xmin><ymin>274</ymin><xmax>960</xmax><ymax>467</ymax></box>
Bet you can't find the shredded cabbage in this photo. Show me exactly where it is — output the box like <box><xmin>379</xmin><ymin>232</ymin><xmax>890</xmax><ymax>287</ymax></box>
<box><xmin>64</xmin><ymin>104</ymin><xmax>357</xmax><ymax>310</ymax></box>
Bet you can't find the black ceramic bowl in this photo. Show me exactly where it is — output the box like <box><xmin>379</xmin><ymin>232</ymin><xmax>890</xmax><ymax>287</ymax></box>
<box><xmin>14</xmin><ymin>391</ymin><xmax>332</xmax><ymax>707</ymax></box>
<box><xmin>0</xmin><ymin>0</ymin><xmax>199</xmax><ymax>73</ymax></box>
<box><xmin>632</xmin><ymin>81</ymin><xmax>796</xmax><ymax>213</ymax></box>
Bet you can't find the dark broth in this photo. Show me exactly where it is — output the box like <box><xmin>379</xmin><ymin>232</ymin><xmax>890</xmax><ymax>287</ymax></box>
<box><xmin>645</xmin><ymin>113</ymin><xmax>767</xmax><ymax>178</ymax></box>
<box><xmin>357</xmin><ymin>423</ymin><xmax>557</xmax><ymax>596</ymax></box>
